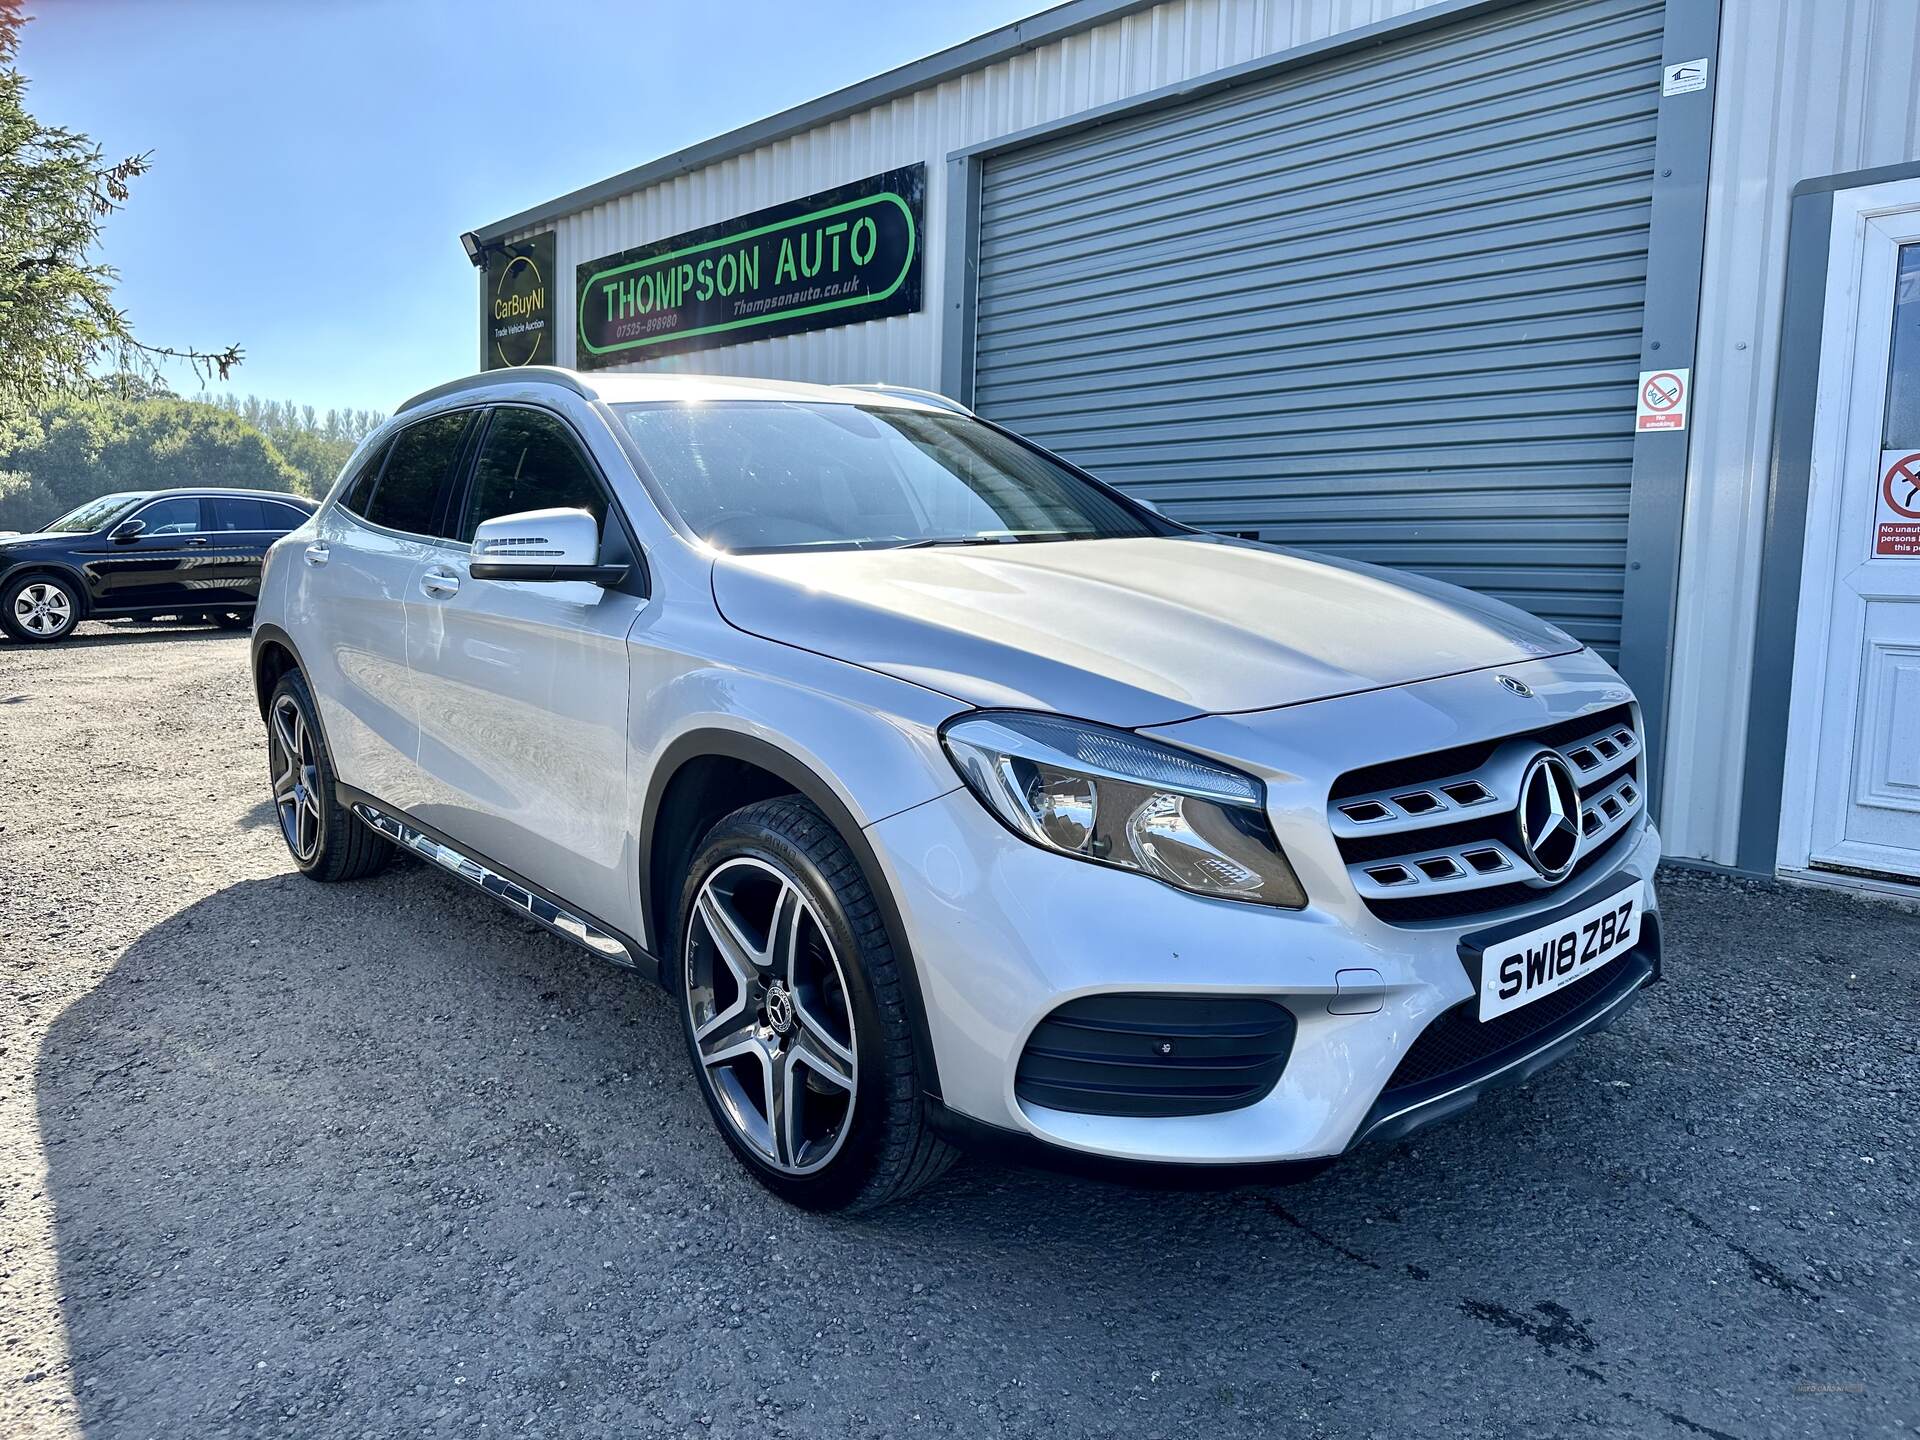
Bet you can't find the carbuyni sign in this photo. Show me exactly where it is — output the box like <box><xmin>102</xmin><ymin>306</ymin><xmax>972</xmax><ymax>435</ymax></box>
<box><xmin>484</xmin><ymin>231</ymin><xmax>556</xmax><ymax>369</ymax></box>
<box><xmin>576</xmin><ymin>165</ymin><xmax>924</xmax><ymax>365</ymax></box>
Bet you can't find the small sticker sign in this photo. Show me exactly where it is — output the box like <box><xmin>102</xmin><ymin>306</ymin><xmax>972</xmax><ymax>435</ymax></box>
<box><xmin>1663</xmin><ymin>58</ymin><xmax>1709</xmax><ymax>96</ymax></box>
<box><xmin>1636</xmin><ymin>368</ymin><xmax>1690</xmax><ymax>432</ymax></box>
<box><xmin>1876</xmin><ymin>449</ymin><xmax>1920</xmax><ymax>556</ymax></box>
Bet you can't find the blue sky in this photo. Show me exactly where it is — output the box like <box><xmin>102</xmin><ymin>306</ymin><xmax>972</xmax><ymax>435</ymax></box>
<box><xmin>18</xmin><ymin>0</ymin><xmax>1038</xmax><ymax>415</ymax></box>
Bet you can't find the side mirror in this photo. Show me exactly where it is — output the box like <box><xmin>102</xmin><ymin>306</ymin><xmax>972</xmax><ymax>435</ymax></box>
<box><xmin>468</xmin><ymin>507</ymin><xmax>627</xmax><ymax>585</ymax></box>
<box><xmin>110</xmin><ymin>519</ymin><xmax>145</xmax><ymax>543</ymax></box>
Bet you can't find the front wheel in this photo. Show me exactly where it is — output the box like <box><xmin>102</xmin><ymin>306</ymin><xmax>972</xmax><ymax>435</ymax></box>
<box><xmin>264</xmin><ymin>669</ymin><xmax>391</xmax><ymax>882</ymax></box>
<box><xmin>677</xmin><ymin>797</ymin><xmax>955</xmax><ymax>1211</ymax></box>
<box><xmin>2</xmin><ymin>573</ymin><xmax>81</xmax><ymax>643</ymax></box>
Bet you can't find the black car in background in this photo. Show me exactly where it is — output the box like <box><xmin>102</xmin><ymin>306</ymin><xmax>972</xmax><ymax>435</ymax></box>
<box><xmin>0</xmin><ymin>488</ymin><xmax>316</xmax><ymax>644</ymax></box>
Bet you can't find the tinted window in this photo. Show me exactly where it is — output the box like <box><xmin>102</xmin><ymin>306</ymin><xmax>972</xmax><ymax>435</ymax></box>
<box><xmin>211</xmin><ymin>496</ymin><xmax>266</xmax><ymax>531</ymax></box>
<box><xmin>131</xmin><ymin>496</ymin><xmax>204</xmax><ymax>536</ymax></box>
<box><xmin>262</xmin><ymin>502</ymin><xmax>311</xmax><ymax>533</ymax></box>
<box><xmin>613</xmin><ymin>402</ymin><xmax>1156</xmax><ymax>553</ymax></box>
<box><xmin>461</xmin><ymin>409</ymin><xmax>606</xmax><ymax>542</ymax></box>
<box><xmin>365</xmin><ymin>412</ymin><xmax>468</xmax><ymax>535</ymax></box>
<box><xmin>340</xmin><ymin>437</ymin><xmax>390</xmax><ymax>518</ymax></box>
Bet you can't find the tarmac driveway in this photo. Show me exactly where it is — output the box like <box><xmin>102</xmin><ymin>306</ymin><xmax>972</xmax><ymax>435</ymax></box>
<box><xmin>1</xmin><ymin>621</ymin><xmax>1914</xmax><ymax>1438</ymax></box>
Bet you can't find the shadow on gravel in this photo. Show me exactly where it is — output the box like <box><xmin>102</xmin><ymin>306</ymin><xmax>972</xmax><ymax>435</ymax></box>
<box><xmin>1</xmin><ymin>622</ymin><xmax>242</xmax><ymax>651</ymax></box>
<box><xmin>33</xmin><ymin>868</ymin><xmax>1912</xmax><ymax>1437</ymax></box>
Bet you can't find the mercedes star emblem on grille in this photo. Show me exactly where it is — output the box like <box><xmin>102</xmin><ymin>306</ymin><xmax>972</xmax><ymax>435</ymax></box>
<box><xmin>1516</xmin><ymin>750</ymin><xmax>1581</xmax><ymax>882</ymax></box>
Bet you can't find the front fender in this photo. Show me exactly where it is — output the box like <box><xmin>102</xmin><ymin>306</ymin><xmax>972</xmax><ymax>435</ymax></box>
<box><xmin>0</xmin><ymin>555</ymin><xmax>92</xmax><ymax>613</ymax></box>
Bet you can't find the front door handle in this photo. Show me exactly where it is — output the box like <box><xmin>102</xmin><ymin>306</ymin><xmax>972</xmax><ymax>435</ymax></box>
<box><xmin>184</xmin><ymin>536</ymin><xmax>210</xmax><ymax>547</ymax></box>
<box><xmin>420</xmin><ymin>566</ymin><xmax>461</xmax><ymax>598</ymax></box>
<box><xmin>303</xmin><ymin>543</ymin><xmax>330</xmax><ymax>567</ymax></box>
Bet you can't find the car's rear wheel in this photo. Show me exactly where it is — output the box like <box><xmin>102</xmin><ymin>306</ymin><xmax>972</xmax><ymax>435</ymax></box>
<box><xmin>677</xmin><ymin>797</ymin><xmax>955</xmax><ymax>1211</ymax></box>
<box><xmin>2</xmin><ymin>574</ymin><xmax>81</xmax><ymax>643</ymax></box>
<box><xmin>265</xmin><ymin>669</ymin><xmax>391</xmax><ymax>882</ymax></box>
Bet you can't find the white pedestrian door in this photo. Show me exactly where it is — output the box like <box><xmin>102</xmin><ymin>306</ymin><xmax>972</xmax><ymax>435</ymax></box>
<box><xmin>1785</xmin><ymin>180</ymin><xmax>1920</xmax><ymax>885</ymax></box>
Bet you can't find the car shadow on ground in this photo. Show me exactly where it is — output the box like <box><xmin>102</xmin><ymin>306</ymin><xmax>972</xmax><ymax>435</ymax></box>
<box><xmin>31</xmin><ymin>867</ymin><xmax>1908</xmax><ymax>1437</ymax></box>
<box><xmin>1</xmin><ymin>621</ymin><xmax>242</xmax><ymax>650</ymax></box>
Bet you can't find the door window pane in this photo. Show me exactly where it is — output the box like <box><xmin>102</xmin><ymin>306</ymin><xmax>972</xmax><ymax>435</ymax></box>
<box><xmin>461</xmin><ymin>409</ymin><xmax>606</xmax><ymax>541</ymax></box>
<box><xmin>1884</xmin><ymin>244</ymin><xmax>1920</xmax><ymax>449</ymax></box>
<box><xmin>212</xmin><ymin>496</ymin><xmax>266</xmax><ymax>531</ymax></box>
<box><xmin>132</xmin><ymin>496</ymin><xmax>203</xmax><ymax>535</ymax></box>
<box><xmin>366</xmin><ymin>413</ymin><xmax>468</xmax><ymax>535</ymax></box>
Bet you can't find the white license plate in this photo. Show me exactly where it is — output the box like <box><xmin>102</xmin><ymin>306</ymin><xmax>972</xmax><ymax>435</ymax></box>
<box><xmin>1478</xmin><ymin>882</ymin><xmax>1645</xmax><ymax>1021</ymax></box>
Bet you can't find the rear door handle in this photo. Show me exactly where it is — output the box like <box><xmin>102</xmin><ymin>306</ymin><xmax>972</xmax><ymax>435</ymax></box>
<box><xmin>184</xmin><ymin>536</ymin><xmax>210</xmax><ymax>547</ymax></box>
<box><xmin>303</xmin><ymin>543</ymin><xmax>330</xmax><ymax>567</ymax></box>
<box><xmin>420</xmin><ymin>566</ymin><xmax>461</xmax><ymax>598</ymax></box>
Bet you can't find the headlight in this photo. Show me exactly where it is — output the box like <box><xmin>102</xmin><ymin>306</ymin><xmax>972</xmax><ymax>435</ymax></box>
<box><xmin>940</xmin><ymin>711</ymin><xmax>1306</xmax><ymax>908</ymax></box>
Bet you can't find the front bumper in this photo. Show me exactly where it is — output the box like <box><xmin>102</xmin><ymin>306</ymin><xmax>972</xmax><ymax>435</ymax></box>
<box><xmin>864</xmin><ymin>652</ymin><xmax>1663</xmax><ymax>1170</ymax></box>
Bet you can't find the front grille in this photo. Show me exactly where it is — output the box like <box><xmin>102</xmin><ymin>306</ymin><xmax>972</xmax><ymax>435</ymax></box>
<box><xmin>1015</xmin><ymin>993</ymin><xmax>1297</xmax><ymax>1118</ymax></box>
<box><xmin>1329</xmin><ymin>704</ymin><xmax>1642</xmax><ymax>926</ymax></box>
<box><xmin>1380</xmin><ymin>922</ymin><xmax>1658</xmax><ymax>1098</ymax></box>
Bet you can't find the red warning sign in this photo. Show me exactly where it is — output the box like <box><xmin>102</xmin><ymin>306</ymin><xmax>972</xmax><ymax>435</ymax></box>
<box><xmin>1876</xmin><ymin>449</ymin><xmax>1920</xmax><ymax>556</ymax></box>
<box><xmin>1884</xmin><ymin>452</ymin><xmax>1920</xmax><ymax>518</ymax></box>
<box><xmin>1636</xmin><ymin>368</ymin><xmax>1689</xmax><ymax>432</ymax></box>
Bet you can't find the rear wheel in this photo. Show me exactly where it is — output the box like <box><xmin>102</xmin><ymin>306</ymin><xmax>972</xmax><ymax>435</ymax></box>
<box><xmin>677</xmin><ymin>797</ymin><xmax>955</xmax><ymax>1211</ymax></box>
<box><xmin>265</xmin><ymin>669</ymin><xmax>391</xmax><ymax>882</ymax></box>
<box><xmin>2</xmin><ymin>574</ymin><xmax>81</xmax><ymax>643</ymax></box>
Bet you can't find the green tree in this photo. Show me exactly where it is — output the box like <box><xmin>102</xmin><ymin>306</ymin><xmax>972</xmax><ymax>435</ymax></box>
<box><xmin>209</xmin><ymin>393</ymin><xmax>384</xmax><ymax>497</ymax></box>
<box><xmin>0</xmin><ymin>393</ymin><xmax>304</xmax><ymax>531</ymax></box>
<box><xmin>0</xmin><ymin>1</ymin><xmax>240</xmax><ymax>419</ymax></box>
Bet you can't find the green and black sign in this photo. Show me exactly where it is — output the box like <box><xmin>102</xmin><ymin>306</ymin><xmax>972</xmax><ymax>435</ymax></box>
<box><xmin>576</xmin><ymin>165</ymin><xmax>923</xmax><ymax>366</ymax></box>
<box><xmin>484</xmin><ymin>231</ymin><xmax>556</xmax><ymax>369</ymax></box>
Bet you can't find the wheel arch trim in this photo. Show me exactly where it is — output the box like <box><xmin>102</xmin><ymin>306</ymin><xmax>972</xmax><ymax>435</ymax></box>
<box><xmin>1</xmin><ymin>560</ymin><xmax>92</xmax><ymax>619</ymax></box>
<box><xmin>641</xmin><ymin>727</ymin><xmax>944</xmax><ymax>1101</ymax></box>
<box><xmin>250</xmin><ymin>622</ymin><xmax>308</xmax><ymax>718</ymax></box>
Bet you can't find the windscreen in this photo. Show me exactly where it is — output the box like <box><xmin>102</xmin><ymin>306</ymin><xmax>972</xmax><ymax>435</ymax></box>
<box><xmin>614</xmin><ymin>401</ymin><xmax>1158</xmax><ymax>553</ymax></box>
<box><xmin>44</xmin><ymin>492</ymin><xmax>150</xmax><ymax>533</ymax></box>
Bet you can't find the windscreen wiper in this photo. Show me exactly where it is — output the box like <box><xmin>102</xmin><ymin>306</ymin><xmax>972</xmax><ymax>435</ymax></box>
<box><xmin>892</xmin><ymin>532</ymin><xmax>1071</xmax><ymax>549</ymax></box>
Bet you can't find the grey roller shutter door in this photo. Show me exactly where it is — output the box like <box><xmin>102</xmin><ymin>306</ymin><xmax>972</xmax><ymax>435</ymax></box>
<box><xmin>971</xmin><ymin>0</ymin><xmax>1664</xmax><ymax>657</ymax></box>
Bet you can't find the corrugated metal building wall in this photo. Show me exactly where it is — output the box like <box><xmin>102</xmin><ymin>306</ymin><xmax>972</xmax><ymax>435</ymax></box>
<box><xmin>1660</xmin><ymin>0</ymin><xmax>1920</xmax><ymax>864</ymax></box>
<box><xmin>507</xmin><ymin>0</ymin><xmax>1455</xmax><ymax>385</ymax></box>
<box><xmin>971</xmin><ymin>0</ymin><xmax>1662</xmax><ymax>656</ymax></box>
<box><xmin>480</xmin><ymin>0</ymin><xmax>1920</xmax><ymax>872</ymax></box>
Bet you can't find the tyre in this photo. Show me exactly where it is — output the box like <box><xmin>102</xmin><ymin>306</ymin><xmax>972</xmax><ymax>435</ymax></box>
<box><xmin>264</xmin><ymin>669</ymin><xmax>392</xmax><ymax>882</ymax></box>
<box><xmin>677</xmin><ymin>797</ymin><xmax>956</xmax><ymax>1211</ymax></box>
<box><xmin>2</xmin><ymin>572</ymin><xmax>81</xmax><ymax>643</ymax></box>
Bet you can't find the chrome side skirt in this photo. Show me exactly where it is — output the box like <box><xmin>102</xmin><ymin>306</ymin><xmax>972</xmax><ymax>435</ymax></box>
<box><xmin>352</xmin><ymin>802</ymin><xmax>639</xmax><ymax>968</ymax></box>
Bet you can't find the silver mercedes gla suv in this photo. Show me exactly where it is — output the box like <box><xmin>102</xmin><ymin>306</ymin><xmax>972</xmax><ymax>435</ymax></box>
<box><xmin>251</xmin><ymin>367</ymin><xmax>1663</xmax><ymax>1210</ymax></box>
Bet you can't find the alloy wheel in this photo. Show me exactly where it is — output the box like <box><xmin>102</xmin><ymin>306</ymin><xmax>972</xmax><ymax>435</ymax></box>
<box><xmin>684</xmin><ymin>857</ymin><xmax>858</xmax><ymax>1175</ymax></box>
<box><xmin>13</xmin><ymin>582</ymin><xmax>73</xmax><ymax>637</ymax></box>
<box><xmin>269</xmin><ymin>694</ymin><xmax>323</xmax><ymax>863</ymax></box>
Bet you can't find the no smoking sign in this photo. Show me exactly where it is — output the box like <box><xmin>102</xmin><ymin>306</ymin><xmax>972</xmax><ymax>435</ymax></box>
<box><xmin>1635</xmin><ymin>368</ymin><xmax>1689</xmax><ymax>432</ymax></box>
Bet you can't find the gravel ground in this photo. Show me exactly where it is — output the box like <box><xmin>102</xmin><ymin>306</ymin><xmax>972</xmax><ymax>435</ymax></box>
<box><xmin>1</xmin><ymin>619</ymin><xmax>1915</xmax><ymax>1440</ymax></box>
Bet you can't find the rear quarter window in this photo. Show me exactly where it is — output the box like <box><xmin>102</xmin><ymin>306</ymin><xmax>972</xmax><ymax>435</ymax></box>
<box><xmin>339</xmin><ymin>437</ymin><xmax>391</xmax><ymax>519</ymax></box>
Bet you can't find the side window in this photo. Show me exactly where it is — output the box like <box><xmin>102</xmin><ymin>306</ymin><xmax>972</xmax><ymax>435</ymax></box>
<box><xmin>211</xmin><ymin>496</ymin><xmax>266</xmax><ymax>531</ymax></box>
<box><xmin>365</xmin><ymin>413</ymin><xmax>470</xmax><ymax>536</ymax></box>
<box><xmin>340</xmin><ymin>437</ymin><xmax>390</xmax><ymax>518</ymax></box>
<box><xmin>262</xmin><ymin>502</ymin><xmax>311</xmax><ymax>533</ymax></box>
<box><xmin>131</xmin><ymin>496</ymin><xmax>203</xmax><ymax>535</ymax></box>
<box><xmin>461</xmin><ymin>408</ymin><xmax>607</xmax><ymax>542</ymax></box>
